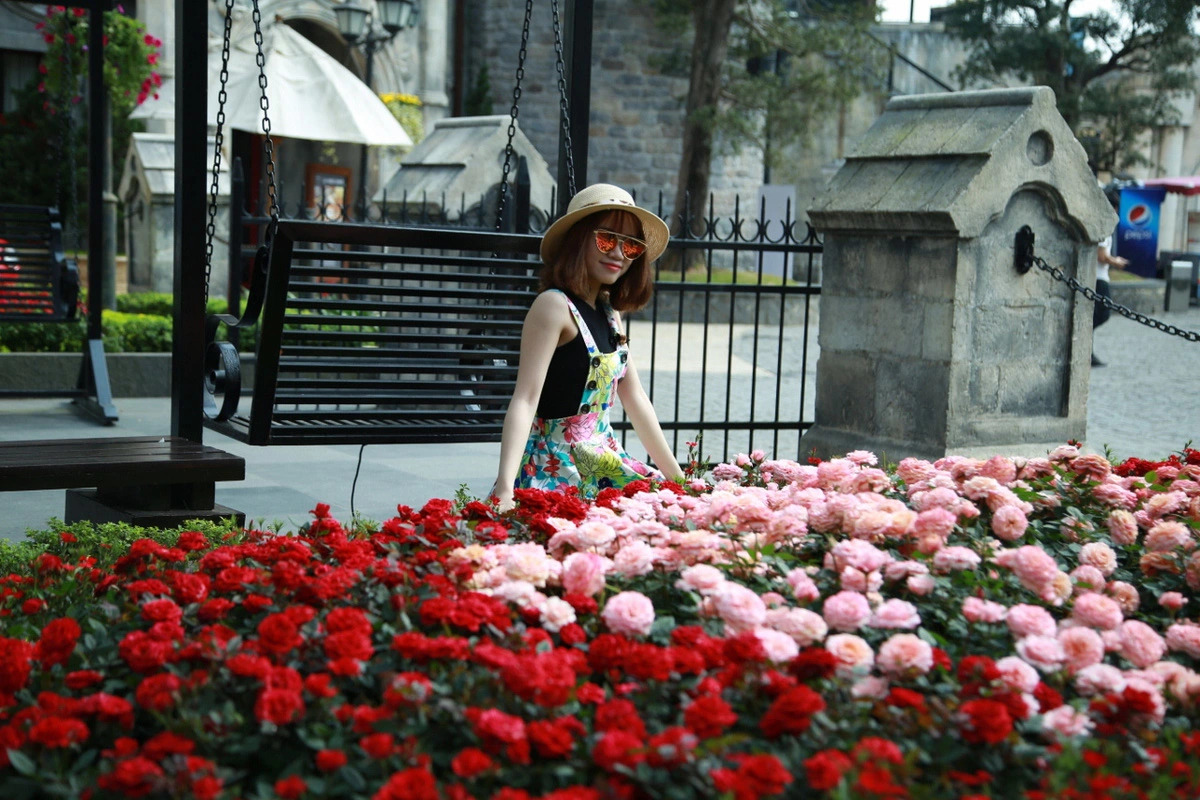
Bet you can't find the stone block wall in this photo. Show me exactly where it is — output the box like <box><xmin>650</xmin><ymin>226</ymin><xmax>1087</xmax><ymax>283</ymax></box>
<box><xmin>462</xmin><ymin>0</ymin><xmax>763</xmax><ymax>220</ymax></box>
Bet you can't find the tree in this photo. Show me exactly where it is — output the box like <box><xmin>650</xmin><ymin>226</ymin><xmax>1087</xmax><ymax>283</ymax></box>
<box><xmin>654</xmin><ymin>0</ymin><xmax>881</xmax><ymax>238</ymax></box>
<box><xmin>940</xmin><ymin>0</ymin><xmax>1200</xmax><ymax>173</ymax></box>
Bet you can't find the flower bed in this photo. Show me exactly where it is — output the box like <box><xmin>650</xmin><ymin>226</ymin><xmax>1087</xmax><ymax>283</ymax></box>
<box><xmin>2</xmin><ymin>446</ymin><xmax>1200</xmax><ymax>799</ymax></box>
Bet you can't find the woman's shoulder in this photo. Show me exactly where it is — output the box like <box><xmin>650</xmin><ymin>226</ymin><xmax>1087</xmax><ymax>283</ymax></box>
<box><xmin>526</xmin><ymin>289</ymin><xmax>574</xmax><ymax>326</ymax></box>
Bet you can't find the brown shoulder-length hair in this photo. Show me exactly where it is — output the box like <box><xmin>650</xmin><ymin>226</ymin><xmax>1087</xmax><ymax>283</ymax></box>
<box><xmin>538</xmin><ymin>210</ymin><xmax>653</xmax><ymax>311</ymax></box>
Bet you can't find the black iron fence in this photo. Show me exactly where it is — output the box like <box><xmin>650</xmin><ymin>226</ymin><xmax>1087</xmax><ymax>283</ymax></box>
<box><xmin>233</xmin><ymin>187</ymin><xmax>821</xmax><ymax>463</ymax></box>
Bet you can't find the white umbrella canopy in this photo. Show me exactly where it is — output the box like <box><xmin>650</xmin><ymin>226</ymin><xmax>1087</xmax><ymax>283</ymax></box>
<box><xmin>211</xmin><ymin>22</ymin><xmax>412</xmax><ymax>147</ymax></box>
<box><xmin>136</xmin><ymin>21</ymin><xmax>412</xmax><ymax>147</ymax></box>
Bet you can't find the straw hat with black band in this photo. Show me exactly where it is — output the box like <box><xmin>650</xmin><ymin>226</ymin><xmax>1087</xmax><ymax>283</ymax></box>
<box><xmin>539</xmin><ymin>184</ymin><xmax>670</xmax><ymax>266</ymax></box>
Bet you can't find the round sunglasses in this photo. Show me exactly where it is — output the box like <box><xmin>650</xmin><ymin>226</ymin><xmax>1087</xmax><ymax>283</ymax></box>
<box><xmin>594</xmin><ymin>229</ymin><xmax>648</xmax><ymax>260</ymax></box>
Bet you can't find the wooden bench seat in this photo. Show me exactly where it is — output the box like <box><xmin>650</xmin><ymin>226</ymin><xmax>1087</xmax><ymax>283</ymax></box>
<box><xmin>0</xmin><ymin>436</ymin><xmax>245</xmax><ymax>527</ymax></box>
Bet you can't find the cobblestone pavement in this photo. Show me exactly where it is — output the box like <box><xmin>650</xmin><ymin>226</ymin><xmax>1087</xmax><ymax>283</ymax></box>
<box><xmin>2</xmin><ymin>304</ymin><xmax>1198</xmax><ymax>540</ymax></box>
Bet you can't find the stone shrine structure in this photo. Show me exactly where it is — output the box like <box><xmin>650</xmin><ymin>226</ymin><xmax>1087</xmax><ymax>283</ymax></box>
<box><xmin>803</xmin><ymin>87</ymin><xmax>1117</xmax><ymax>460</ymax></box>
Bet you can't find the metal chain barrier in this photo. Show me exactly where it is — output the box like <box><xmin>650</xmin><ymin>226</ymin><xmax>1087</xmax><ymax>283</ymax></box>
<box><xmin>550</xmin><ymin>0</ymin><xmax>577</xmax><ymax>199</ymax></box>
<box><xmin>495</xmin><ymin>0</ymin><xmax>533</xmax><ymax>233</ymax></box>
<box><xmin>203</xmin><ymin>0</ymin><xmax>236</xmax><ymax>307</ymax></box>
<box><xmin>1031</xmin><ymin>254</ymin><xmax>1200</xmax><ymax>343</ymax></box>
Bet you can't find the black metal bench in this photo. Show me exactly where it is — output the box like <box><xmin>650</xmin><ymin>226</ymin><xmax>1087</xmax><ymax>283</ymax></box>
<box><xmin>0</xmin><ymin>436</ymin><xmax>246</xmax><ymax>527</ymax></box>
<box><xmin>0</xmin><ymin>204</ymin><xmax>80</xmax><ymax>322</ymax></box>
<box><xmin>204</xmin><ymin>221</ymin><xmax>541</xmax><ymax>445</ymax></box>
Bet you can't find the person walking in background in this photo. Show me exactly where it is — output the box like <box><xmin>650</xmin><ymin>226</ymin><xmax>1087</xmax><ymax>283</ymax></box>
<box><xmin>492</xmin><ymin>184</ymin><xmax>684</xmax><ymax>510</ymax></box>
<box><xmin>1092</xmin><ymin>231</ymin><xmax>1128</xmax><ymax>367</ymax></box>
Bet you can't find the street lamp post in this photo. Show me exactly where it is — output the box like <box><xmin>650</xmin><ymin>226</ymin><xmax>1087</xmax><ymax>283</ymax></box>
<box><xmin>334</xmin><ymin>0</ymin><xmax>419</xmax><ymax>219</ymax></box>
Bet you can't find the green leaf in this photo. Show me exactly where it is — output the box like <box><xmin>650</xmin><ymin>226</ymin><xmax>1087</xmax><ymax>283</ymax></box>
<box><xmin>6</xmin><ymin>748</ymin><xmax>38</xmax><ymax>776</ymax></box>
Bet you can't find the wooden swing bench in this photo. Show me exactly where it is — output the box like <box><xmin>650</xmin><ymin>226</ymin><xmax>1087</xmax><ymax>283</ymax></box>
<box><xmin>203</xmin><ymin>220</ymin><xmax>542</xmax><ymax>446</ymax></box>
<box><xmin>0</xmin><ymin>204</ymin><xmax>80</xmax><ymax>324</ymax></box>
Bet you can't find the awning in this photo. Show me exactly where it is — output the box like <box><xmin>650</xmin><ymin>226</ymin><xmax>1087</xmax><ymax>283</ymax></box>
<box><xmin>133</xmin><ymin>22</ymin><xmax>412</xmax><ymax>148</ymax></box>
<box><xmin>1141</xmin><ymin>176</ymin><xmax>1200</xmax><ymax>196</ymax></box>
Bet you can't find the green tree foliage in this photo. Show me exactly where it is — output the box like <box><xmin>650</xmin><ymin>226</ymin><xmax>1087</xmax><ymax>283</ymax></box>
<box><xmin>654</xmin><ymin>0</ymin><xmax>881</xmax><ymax>237</ymax></box>
<box><xmin>940</xmin><ymin>0</ymin><xmax>1200</xmax><ymax>172</ymax></box>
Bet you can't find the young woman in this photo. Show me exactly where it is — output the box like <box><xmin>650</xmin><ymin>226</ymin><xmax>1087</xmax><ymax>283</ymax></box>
<box><xmin>493</xmin><ymin>184</ymin><xmax>684</xmax><ymax>509</ymax></box>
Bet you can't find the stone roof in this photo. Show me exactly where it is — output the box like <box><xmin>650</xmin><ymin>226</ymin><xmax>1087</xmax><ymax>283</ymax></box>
<box><xmin>119</xmin><ymin>133</ymin><xmax>228</xmax><ymax>201</ymax></box>
<box><xmin>376</xmin><ymin>116</ymin><xmax>555</xmax><ymax>219</ymax></box>
<box><xmin>810</xmin><ymin>87</ymin><xmax>1117</xmax><ymax>241</ymax></box>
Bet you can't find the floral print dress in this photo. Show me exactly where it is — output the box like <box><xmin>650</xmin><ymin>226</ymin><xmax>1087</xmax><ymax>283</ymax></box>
<box><xmin>516</xmin><ymin>292</ymin><xmax>662</xmax><ymax>497</ymax></box>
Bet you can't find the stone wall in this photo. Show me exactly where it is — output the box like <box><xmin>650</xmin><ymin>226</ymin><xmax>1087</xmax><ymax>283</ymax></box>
<box><xmin>462</xmin><ymin>0</ymin><xmax>763</xmax><ymax>221</ymax></box>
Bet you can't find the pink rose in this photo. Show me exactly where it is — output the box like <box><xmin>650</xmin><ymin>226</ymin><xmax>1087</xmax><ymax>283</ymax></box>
<box><xmin>1071</xmin><ymin>592</ymin><xmax>1123</xmax><ymax>631</ymax></box>
<box><xmin>1058</xmin><ymin>626</ymin><xmax>1104</xmax><ymax>673</ymax></box>
<box><xmin>1106</xmin><ymin>510</ymin><xmax>1139</xmax><ymax>546</ymax></box>
<box><xmin>995</xmin><ymin>546</ymin><xmax>1060</xmax><ymax>599</ymax></box>
<box><xmin>539</xmin><ymin>597</ymin><xmax>577</xmax><ymax>633</ymax></box>
<box><xmin>963</xmin><ymin>597</ymin><xmax>1008</xmax><ymax>624</ymax></box>
<box><xmin>876</xmin><ymin>634</ymin><xmax>933</xmax><ymax>676</ymax></box>
<box><xmin>1078</xmin><ymin>542</ymin><xmax>1118</xmax><ymax>576</ymax></box>
<box><xmin>869</xmin><ymin>599</ymin><xmax>921</xmax><ymax>630</ymax></box>
<box><xmin>1118</xmin><ymin>621</ymin><xmax>1166</xmax><ymax>669</ymax></box>
<box><xmin>1006</xmin><ymin>604</ymin><xmax>1057</xmax><ymax>638</ymax></box>
<box><xmin>1074</xmin><ymin>663</ymin><xmax>1126</xmax><ymax>696</ymax></box>
<box><xmin>1040</xmin><ymin>705</ymin><xmax>1093</xmax><ymax>738</ymax></box>
<box><xmin>676</xmin><ymin>565</ymin><xmax>725</xmax><ymax>595</ymax></box>
<box><xmin>561</xmin><ymin>552</ymin><xmax>612</xmax><ymax>597</ymax></box>
<box><xmin>896</xmin><ymin>457</ymin><xmax>937</xmax><ymax>485</ymax></box>
<box><xmin>1105</xmin><ymin>581</ymin><xmax>1140</xmax><ymax>614</ymax></box>
<box><xmin>912</xmin><ymin>507</ymin><xmax>957</xmax><ymax>539</ymax></box>
<box><xmin>612</xmin><ymin>542</ymin><xmax>658</xmax><ymax>578</ymax></box>
<box><xmin>1165</xmin><ymin>623</ymin><xmax>1200</xmax><ymax>659</ymax></box>
<box><xmin>601</xmin><ymin>591</ymin><xmax>656</xmax><ymax>637</ymax></box>
<box><xmin>1016</xmin><ymin>634</ymin><xmax>1066</xmax><ymax>673</ymax></box>
<box><xmin>754</xmin><ymin>628</ymin><xmax>800</xmax><ymax>663</ymax></box>
<box><xmin>765</xmin><ymin>608</ymin><xmax>828</xmax><ymax>647</ymax></box>
<box><xmin>822</xmin><ymin>591</ymin><xmax>871</xmax><ymax>632</ymax></box>
<box><xmin>825</xmin><ymin>633</ymin><xmax>875</xmax><ymax>676</ymax></box>
<box><xmin>850</xmin><ymin>676</ymin><xmax>890</xmax><ymax>700</ymax></box>
<box><xmin>1069</xmin><ymin>565</ymin><xmax>1106</xmax><ymax>593</ymax></box>
<box><xmin>994</xmin><ymin>656</ymin><xmax>1040</xmax><ymax>693</ymax></box>
<box><xmin>711</xmin><ymin>582</ymin><xmax>767</xmax><ymax>634</ymax></box>
<box><xmin>785</xmin><ymin>568</ymin><xmax>821</xmax><ymax>603</ymax></box>
<box><xmin>1158</xmin><ymin>592</ymin><xmax>1188</xmax><ymax>612</ymax></box>
<box><xmin>906</xmin><ymin>574</ymin><xmax>936</xmax><ymax>596</ymax></box>
<box><xmin>1145</xmin><ymin>521</ymin><xmax>1194</xmax><ymax>553</ymax></box>
<box><xmin>932</xmin><ymin>546</ymin><xmax>981</xmax><ymax>573</ymax></box>
<box><xmin>829</xmin><ymin>540</ymin><xmax>891</xmax><ymax>574</ymax></box>
<box><xmin>992</xmin><ymin>505</ymin><xmax>1028</xmax><ymax>541</ymax></box>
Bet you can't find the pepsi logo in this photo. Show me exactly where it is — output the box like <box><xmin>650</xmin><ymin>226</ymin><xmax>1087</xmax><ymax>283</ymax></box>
<box><xmin>1126</xmin><ymin>203</ymin><xmax>1151</xmax><ymax>227</ymax></box>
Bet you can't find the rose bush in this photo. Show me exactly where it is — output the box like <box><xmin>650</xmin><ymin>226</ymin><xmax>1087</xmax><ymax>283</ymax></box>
<box><xmin>1</xmin><ymin>445</ymin><xmax>1200</xmax><ymax>799</ymax></box>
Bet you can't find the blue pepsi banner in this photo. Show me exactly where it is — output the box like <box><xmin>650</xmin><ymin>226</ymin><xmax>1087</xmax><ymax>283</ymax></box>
<box><xmin>1116</xmin><ymin>186</ymin><xmax>1166</xmax><ymax>278</ymax></box>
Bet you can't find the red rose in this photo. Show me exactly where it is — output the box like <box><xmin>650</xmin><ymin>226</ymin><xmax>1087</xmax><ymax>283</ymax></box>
<box><xmin>372</xmin><ymin>767</ymin><xmax>439</xmax><ymax>800</ymax></box>
<box><xmin>117</xmin><ymin>631</ymin><xmax>172</xmax><ymax>674</ymax></box>
<box><xmin>685</xmin><ymin>694</ymin><xmax>738</xmax><ymax>739</ymax></box>
<box><xmin>135</xmin><ymin>672</ymin><xmax>182</xmax><ymax>712</ymax></box>
<box><xmin>1034</xmin><ymin>681</ymin><xmax>1064</xmax><ymax>711</ymax></box>
<box><xmin>142</xmin><ymin>731</ymin><xmax>195</xmax><ymax>760</ymax></box>
<box><xmin>528</xmin><ymin>717</ymin><xmax>582</xmax><ymax>759</ymax></box>
<box><xmin>960</xmin><ymin>698</ymin><xmax>1014</xmax><ymax>745</ymax></box>
<box><xmin>315</xmin><ymin>748</ymin><xmax>347</xmax><ymax>772</ymax></box>
<box><xmin>97</xmin><ymin>756</ymin><xmax>164</xmax><ymax>798</ymax></box>
<box><xmin>175</xmin><ymin>531</ymin><xmax>211</xmax><ymax>552</ymax></box>
<box><xmin>886</xmin><ymin>687</ymin><xmax>927</xmax><ymax>710</ymax></box>
<box><xmin>471</xmin><ymin>708</ymin><xmax>526</xmax><ymax>748</ymax></box>
<box><xmin>450</xmin><ymin>747</ymin><xmax>494</xmax><ymax>778</ymax></box>
<box><xmin>0</xmin><ymin>638</ymin><xmax>34</xmax><ymax>694</ymax></box>
<box><xmin>65</xmin><ymin>669</ymin><xmax>103</xmax><ymax>690</ymax></box>
<box><xmin>197</xmin><ymin>598</ymin><xmax>234</xmax><ymax>622</ymax></box>
<box><xmin>805</xmin><ymin>749</ymin><xmax>853</xmax><ymax>791</ymax></box>
<box><xmin>852</xmin><ymin>736</ymin><xmax>903</xmax><ymax>765</ymax></box>
<box><xmin>36</xmin><ymin>617</ymin><xmax>81</xmax><ymax>667</ymax></box>
<box><xmin>594</xmin><ymin>699</ymin><xmax>646</xmax><ymax>738</ymax></box>
<box><xmin>22</xmin><ymin>597</ymin><xmax>47</xmax><ymax>614</ymax></box>
<box><xmin>28</xmin><ymin>716</ymin><xmax>89</xmax><ymax>748</ymax></box>
<box><xmin>855</xmin><ymin>763</ymin><xmax>907</xmax><ymax>796</ymax></box>
<box><xmin>324</xmin><ymin>631</ymin><xmax>373</xmax><ymax>662</ymax></box>
<box><xmin>257</xmin><ymin>613</ymin><xmax>302</xmax><ymax>655</ymax></box>
<box><xmin>359</xmin><ymin>733</ymin><xmax>395</xmax><ymax>759</ymax></box>
<box><xmin>790</xmin><ymin>647</ymin><xmax>838</xmax><ymax>681</ymax></box>
<box><xmin>141</xmin><ymin>598</ymin><xmax>183</xmax><ymax>625</ymax></box>
<box><xmin>591</xmin><ymin>730</ymin><xmax>645</xmax><ymax>772</ymax></box>
<box><xmin>760</xmin><ymin>685</ymin><xmax>826</xmax><ymax>738</ymax></box>
<box><xmin>83</xmin><ymin>692</ymin><xmax>134</xmax><ymax>727</ymax></box>
<box><xmin>255</xmin><ymin>688</ymin><xmax>304</xmax><ymax>725</ymax></box>
<box><xmin>274</xmin><ymin>775</ymin><xmax>307</xmax><ymax>799</ymax></box>
<box><xmin>734</xmin><ymin>753</ymin><xmax>794</xmax><ymax>798</ymax></box>
<box><xmin>646</xmin><ymin>726</ymin><xmax>698</xmax><ymax>767</ymax></box>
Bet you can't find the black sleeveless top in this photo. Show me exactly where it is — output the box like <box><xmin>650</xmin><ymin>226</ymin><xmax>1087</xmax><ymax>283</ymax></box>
<box><xmin>536</xmin><ymin>291</ymin><xmax>617</xmax><ymax>419</ymax></box>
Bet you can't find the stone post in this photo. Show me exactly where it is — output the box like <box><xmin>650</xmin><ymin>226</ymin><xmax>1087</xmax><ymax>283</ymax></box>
<box><xmin>803</xmin><ymin>87</ymin><xmax>1117</xmax><ymax>461</ymax></box>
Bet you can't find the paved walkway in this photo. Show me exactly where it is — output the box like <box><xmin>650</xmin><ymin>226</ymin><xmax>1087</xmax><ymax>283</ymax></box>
<box><xmin>2</xmin><ymin>305</ymin><xmax>1198</xmax><ymax>541</ymax></box>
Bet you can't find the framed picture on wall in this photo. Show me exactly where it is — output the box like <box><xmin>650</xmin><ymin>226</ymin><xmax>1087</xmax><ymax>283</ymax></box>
<box><xmin>306</xmin><ymin>164</ymin><xmax>352</xmax><ymax>221</ymax></box>
<box><xmin>305</xmin><ymin>164</ymin><xmax>353</xmax><ymax>282</ymax></box>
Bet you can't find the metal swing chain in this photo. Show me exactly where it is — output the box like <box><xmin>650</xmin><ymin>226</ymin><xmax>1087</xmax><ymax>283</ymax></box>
<box><xmin>494</xmin><ymin>0</ymin><xmax>534</xmax><ymax>232</ymax></box>
<box><xmin>203</xmin><ymin>0</ymin><xmax>237</xmax><ymax>308</ymax></box>
<box><xmin>1030</xmin><ymin>254</ymin><xmax>1200</xmax><ymax>343</ymax></box>
<box><xmin>550</xmin><ymin>0</ymin><xmax>577</xmax><ymax>199</ymax></box>
<box><xmin>250</xmin><ymin>1</ymin><xmax>280</xmax><ymax>236</ymax></box>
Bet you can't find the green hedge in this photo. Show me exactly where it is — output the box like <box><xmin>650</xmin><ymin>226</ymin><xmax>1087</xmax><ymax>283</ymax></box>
<box><xmin>0</xmin><ymin>294</ymin><xmax>256</xmax><ymax>353</ymax></box>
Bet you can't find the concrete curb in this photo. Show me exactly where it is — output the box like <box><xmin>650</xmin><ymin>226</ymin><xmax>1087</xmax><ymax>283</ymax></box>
<box><xmin>0</xmin><ymin>352</ymin><xmax>256</xmax><ymax>398</ymax></box>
